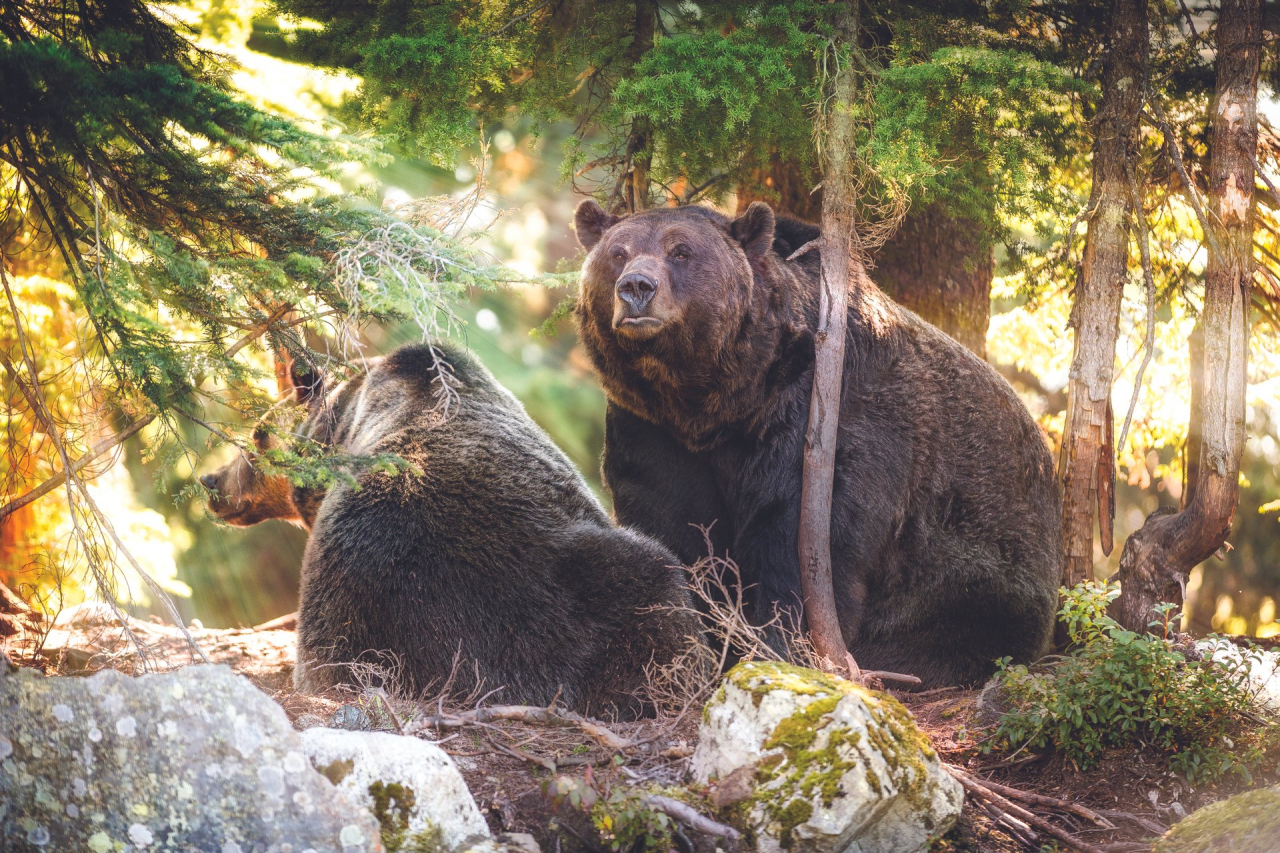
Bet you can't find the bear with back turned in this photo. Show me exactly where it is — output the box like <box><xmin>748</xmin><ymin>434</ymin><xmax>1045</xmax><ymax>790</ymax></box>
<box><xmin>201</xmin><ymin>341</ymin><xmax>698</xmax><ymax>717</ymax></box>
<box><xmin>572</xmin><ymin>200</ymin><xmax>1061</xmax><ymax>688</ymax></box>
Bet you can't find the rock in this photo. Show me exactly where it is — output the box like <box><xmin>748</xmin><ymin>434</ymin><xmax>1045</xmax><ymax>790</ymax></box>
<box><xmin>0</xmin><ymin>663</ymin><xmax>382</xmax><ymax>853</ymax></box>
<box><xmin>300</xmin><ymin>728</ymin><xmax>490</xmax><ymax>853</ymax></box>
<box><xmin>496</xmin><ymin>831</ymin><xmax>541</xmax><ymax>853</ymax></box>
<box><xmin>1196</xmin><ymin>638</ymin><xmax>1280</xmax><ymax>712</ymax></box>
<box><xmin>1155</xmin><ymin>785</ymin><xmax>1280</xmax><ymax>853</ymax></box>
<box><xmin>329</xmin><ymin>703</ymin><xmax>375</xmax><ymax>731</ymax></box>
<box><xmin>296</xmin><ymin>712</ymin><xmax>328</xmax><ymax>730</ymax></box>
<box><xmin>691</xmin><ymin>661</ymin><xmax>962</xmax><ymax>853</ymax></box>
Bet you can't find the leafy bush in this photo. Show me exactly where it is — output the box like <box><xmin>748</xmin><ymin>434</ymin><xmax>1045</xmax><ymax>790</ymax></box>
<box><xmin>547</xmin><ymin>766</ymin><xmax>675</xmax><ymax>853</ymax></box>
<box><xmin>987</xmin><ymin>582</ymin><xmax>1279</xmax><ymax>783</ymax></box>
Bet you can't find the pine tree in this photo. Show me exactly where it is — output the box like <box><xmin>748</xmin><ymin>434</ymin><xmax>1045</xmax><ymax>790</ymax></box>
<box><xmin>0</xmin><ymin>1</ymin><xmax>501</xmax><ymax>629</ymax></box>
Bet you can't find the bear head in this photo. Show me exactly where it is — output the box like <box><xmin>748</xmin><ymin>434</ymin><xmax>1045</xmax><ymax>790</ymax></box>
<box><xmin>200</xmin><ymin>359</ymin><xmax>326</xmax><ymax>528</ymax></box>
<box><xmin>573</xmin><ymin>200</ymin><xmax>812</xmax><ymax>447</ymax></box>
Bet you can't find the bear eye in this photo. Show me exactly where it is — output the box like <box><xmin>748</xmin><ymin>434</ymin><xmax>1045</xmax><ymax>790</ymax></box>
<box><xmin>611</xmin><ymin>247</ymin><xmax>628</xmax><ymax>262</ymax></box>
<box><xmin>670</xmin><ymin>246</ymin><xmax>691</xmax><ymax>262</ymax></box>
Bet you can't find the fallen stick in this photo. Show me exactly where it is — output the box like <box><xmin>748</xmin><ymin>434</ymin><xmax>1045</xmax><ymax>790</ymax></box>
<box><xmin>418</xmin><ymin>703</ymin><xmax>634</xmax><ymax>751</ymax></box>
<box><xmin>862</xmin><ymin>669</ymin><xmax>922</xmax><ymax>686</ymax></box>
<box><xmin>1095</xmin><ymin>809</ymin><xmax>1168</xmax><ymax>836</ymax></box>
<box><xmin>949</xmin><ymin>766</ymin><xmax>1107</xmax><ymax>853</ymax></box>
<box><xmin>976</xmin><ymin>798</ymin><xmax>1039</xmax><ymax>848</ymax></box>
<box><xmin>971</xmin><ymin>774</ymin><xmax>1113</xmax><ymax>828</ymax></box>
<box><xmin>644</xmin><ymin>796</ymin><xmax>742</xmax><ymax>842</ymax></box>
<box><xmin>486</xmin><ymin>734</ymin><xmax>557</xmax><ymax>773</ymax></box>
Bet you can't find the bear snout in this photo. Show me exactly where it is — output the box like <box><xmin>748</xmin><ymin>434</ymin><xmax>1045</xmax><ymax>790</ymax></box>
<box><xmin>616</xmin><ymin>271</ymin><xmax>657</xmax><ymax>312</ymax></box>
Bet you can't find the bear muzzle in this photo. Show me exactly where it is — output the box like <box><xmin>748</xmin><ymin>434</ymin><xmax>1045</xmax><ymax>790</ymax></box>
<box><xmin>612</xmin><ymin>263</ymin><xmax>670</xmax><ymax>339</ymax></box>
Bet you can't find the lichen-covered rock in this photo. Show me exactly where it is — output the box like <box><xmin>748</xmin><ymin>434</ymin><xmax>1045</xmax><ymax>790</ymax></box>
<box><xmin>691</xmin><ymin>661</ymin><xmax>962</xmax><ymax>853</ymax></box>
<box><xmin>300</xmin><ymin>728</ymin><xmax>490</xmax><ymax>853</ymax></box>
<box><xmin>0</xmin><ymin>663</ymin><xmax>383</xmax><ymax>853</ymax></box>
<box><xmin>1155</xmin><ymin>785</ymin><xmax>1280</xmax><ymax>853</ymax></box>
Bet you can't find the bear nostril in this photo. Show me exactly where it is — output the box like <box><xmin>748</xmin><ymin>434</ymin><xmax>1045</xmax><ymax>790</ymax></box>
<box><xmin>617</xmin><ymin>273</ymin><xmax>657</xmax><ymax>311</ymax></box>
<box><xmin>199</xmin><ymin>473</ymin><xmax>218</xmax><ymax>491</ymax></box>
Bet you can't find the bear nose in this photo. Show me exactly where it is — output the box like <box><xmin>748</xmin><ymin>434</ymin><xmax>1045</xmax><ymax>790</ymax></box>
<box><xmin>616</xmin><ymin>272</ymin><xmax>657</xmax><ymax>312</ymax></box>
<box><xmin>199</xmin><ymin>473</ymin><xmax>218</xmax><ymax>491</ymax></box>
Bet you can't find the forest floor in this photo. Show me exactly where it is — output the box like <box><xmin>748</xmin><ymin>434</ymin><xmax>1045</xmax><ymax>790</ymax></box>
<box><xmin>4</xmin><ymin>610</ymin><xmax>1276</xmax><ymax>853</ymax></box>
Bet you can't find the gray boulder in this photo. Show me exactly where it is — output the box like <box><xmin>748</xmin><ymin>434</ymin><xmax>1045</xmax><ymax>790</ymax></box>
<box><xmin>691</xmin><ymin>661</ymin><xmax>962</xmax><ymax>853</ymax></box>
<box><xmin>0</xmin><ymin>663</ymin><xmax>383</xmax><ymax>853</ymax></box>
<box><xmin>300</xmin><ymin>728</ymin><xmax>490</xmax><ymax>852</ymax></box>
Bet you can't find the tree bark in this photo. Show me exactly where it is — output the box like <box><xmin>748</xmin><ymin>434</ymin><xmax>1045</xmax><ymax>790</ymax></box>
<box><xmin>798</xmin><ymin>6</ymin><xmax>859</xmax><ymax>670</ymax></box>
<box><xmin>873</xmin><ymin>205</ymin><xmax>992</xmax><ymax>358</ymax></box>
<box><xmin>617</xmin><ymin>0</ymin><xmax>656</xmax><ymax>213</ymax></box>
<box><xmin>1112</xmin><ymin>0</ymin><xmax>1258</xmax><ymax>631</ymax></box>
<box><xmin>1058</xmin><ymin>0</ymin><xmax>1149</xmax><ymax>590</ymax></box>
<box><xmin>738</xmin><ymin>171</ymin><xmax>992</xmax><ymax>358</ymax></box>
<box><xmin>1182</xmin><ymin>320</ymin><xmax>1205</xmax><ymax>506</ymax></box>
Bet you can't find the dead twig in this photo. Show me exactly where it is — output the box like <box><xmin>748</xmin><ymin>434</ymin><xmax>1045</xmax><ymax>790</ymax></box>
<box><xmin>0</xmin><ymin>414</ymin><xmax>155</xmax><ymax>524</ymax></box>
<box><xmin>643</xmin><ymin>796</ymin><xmax>742</xmax><ymax>842</ymax></box>
<box><xmin>486</xmin><ymin>733</ymin><xmax>557</xmax><ymax>773</ymax></box>
<box><xmin>966</xmin><ymin>774</ymin><xmax>1114</xmax><ymax>829</ymax></box>
<box><xmin>949</xmin><ymin>765</ymin><xmax>1108</xmax><ymax>853</ymax></box>
<box><xmin>419</xmin><ymin>703</ymin><xmax>636</xmax><ymax>753</ymax></box>
<box><xmin>1096</xmin><ymin>809</ymin><xmax>1168</xmax><ymax>836</ymax></box>
<box><xmin>862</xmin><ymin>669</ymin><xmax>921</xmax><ymax>685</ymax></box>
<box><xmin>977</xmin><ymin>798</ymin><xmax>1039</xmax><ymax>848</ymax></box>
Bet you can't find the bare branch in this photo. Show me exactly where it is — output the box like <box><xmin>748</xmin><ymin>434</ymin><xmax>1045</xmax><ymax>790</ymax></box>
<box><xmin>0</xmin><ymin>414</ymin><xmax>155</xmax><ymax>524</ymax></box>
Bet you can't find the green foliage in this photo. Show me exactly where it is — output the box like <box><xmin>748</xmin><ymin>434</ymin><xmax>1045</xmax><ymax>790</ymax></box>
<box><xmin>273</xmin><ymin>0</ymin><xmax>1080</xmax><ymax>227</ymax></box>
<box><xmin>987</xmin><ymin>583</ymin><xmax>1278</xmax><ymax>783</ymax></box>
<box><xmin>0</xmin><ymin>2</ymin><xmax>520</xmax><ymax>615</ymax></box>
<box><xmin>546</xmin><ymin>770</ymin><xmax>674</xmax><ymax>853</ymax></box>
<box><xmin>868</xmin><ymin>47</ymin><xmax>1090</xmax><ymax>236</ymax></box>
<box><xmin>610</xmin><ymin>3</ymin><xmax>824</xmax><ymax>189</ymax></box>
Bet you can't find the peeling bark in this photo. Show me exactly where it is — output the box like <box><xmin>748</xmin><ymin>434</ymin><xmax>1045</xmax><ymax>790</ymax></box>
<box><xmin>1112</xmin><ymin>0</ymin><xmax>1258</xmax><ymax>631</ymax></box>
<box><xmin>1058</xmin><ymin>0</ymin><xmax>1149</xmax><ymax>589</ymax></box>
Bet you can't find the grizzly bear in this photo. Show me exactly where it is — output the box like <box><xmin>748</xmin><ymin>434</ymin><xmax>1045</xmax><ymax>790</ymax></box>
<box><xmin>201</xmin><ymin>341</ymin><xmax>698</xmax><ymax>716</ymax></box>
<box><xmin>573</xmin><ymin>200</ymin><xmax>1061</xmax><ymax>688</ymax></box>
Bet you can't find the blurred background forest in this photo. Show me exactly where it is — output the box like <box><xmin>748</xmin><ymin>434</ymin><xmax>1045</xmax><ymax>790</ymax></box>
<box><xmin>2</xmin><ymin>0</ymin><xmax>1278</xmax><ymax>638</ymax></box>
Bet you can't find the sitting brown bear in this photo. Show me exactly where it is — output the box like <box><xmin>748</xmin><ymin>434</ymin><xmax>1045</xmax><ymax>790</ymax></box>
<box><xmin>573</xmin><ymin>200</ymin><xmax>1061</xmax><ymax>688</ymax></box>
<box><xmin>201</xmin><ymin>342</ymin><xmax>698</xmax><ymax>717</ymax></box>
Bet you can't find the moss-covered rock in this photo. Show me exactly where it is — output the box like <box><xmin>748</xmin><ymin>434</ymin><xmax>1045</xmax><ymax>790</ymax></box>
<box><xmin>0</xmin><ymin>663</ymin><xmax>383</xmax><ymax>852</ymax></box>
<box><xmin>691</xmin><ymin>661</ymin><xmax>962</xmax><ymax>853</ymax></box>
<box><xmin>1155</xmin><ymin>786</ymin><xmax>1280</xmax><ymax>853</ymax></box>
<box><xmin>299</xmin><ymin>728</ymin><xmax>491</xmax><ymax>853</ymax></box>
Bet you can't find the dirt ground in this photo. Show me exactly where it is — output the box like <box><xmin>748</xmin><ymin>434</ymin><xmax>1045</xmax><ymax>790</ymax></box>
<box><xmin>4</xmin><ymin>610</ymin><xmax>1275</xmax><ymax>853</ymax></box>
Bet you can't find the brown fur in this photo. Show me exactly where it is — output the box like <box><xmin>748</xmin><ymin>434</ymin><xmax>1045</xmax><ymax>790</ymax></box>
<box><xmin>573</xmin><ymin>201</ymin><xmax>1061</xmax><ymax>688</ymax></box>
<box><xmin>201</xmin><ymin>342</ymin><xmax>698</xmax><ymax>716</ymax></box>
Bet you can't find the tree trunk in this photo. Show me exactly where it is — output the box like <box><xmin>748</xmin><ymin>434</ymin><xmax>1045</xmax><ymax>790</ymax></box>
<box><xmin>873</xmin><ymin>205</ymin><xmax>992</xmax><ymax>358</ymax></box>
<box><xmin>1182</xmin><ymin>320</ymin><xmax>1205</xmax><ymax>506</ymax></box>
<box><xmin>617</xmin><ymin>0</ymin><xmax>656</xmax><ymax>213</ymax></box>
<box><xmin>798</xmin><ymin>6</ymin><xmax>859</xmax><ymax>670</ymax></box>
<box><xmin>1112</xmin><ymin>0</ymin><xmax>1258</xmax><ymax>631</ymax></box>
<box><xmin>1058</xmin><ymin>0</ymin><xmax>1149</xmax><ymax>590</ymax></box>
<box><xmin>738</xmin><ymin>171</ymin><xmax>992</xmax><ymax>358</ymax></box>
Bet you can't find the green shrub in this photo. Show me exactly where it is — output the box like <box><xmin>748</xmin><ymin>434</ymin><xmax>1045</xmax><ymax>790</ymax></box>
<box><xmin>546</xmin><ymin>767</ymin><xmax>674</xmax><ymax>853</ymax></box>
<box><xmin>986</xmin><ymin>582</ymin><xmax>1279</xmax><ymax>783</ymax></box>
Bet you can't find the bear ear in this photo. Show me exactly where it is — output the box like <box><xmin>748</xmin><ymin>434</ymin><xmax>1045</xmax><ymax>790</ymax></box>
<box><xmin>289</xmin><ymin>359</ymin><xmax>325</xmax><ymax>406</ymax></box>
<box><xmin>574</xmin><ymin>199</ymin><xmax>620</xmax><ymax>250</ymax></box>
<box><xmin>730</xmin><ymin>201</ymin><xmax>777</xmax><ymax>260</ymax></box>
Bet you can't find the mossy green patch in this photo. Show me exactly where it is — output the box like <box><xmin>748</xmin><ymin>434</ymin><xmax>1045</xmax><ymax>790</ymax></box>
<box><xmin>730</xmin><ymin>661</ymin><xmax>941</xmax><ymax>846</ymax></box>
<box><xmin>369</xmin><ymin>780</ymin><xmax>419</xmax><ymax>852</ymax></box>
<box><xmin>727</xmin><ymin>661</ymin><xmax>854</xmax><ymax>700</ymax></box>
<box><xmin>320</xmin><ymin>758</ymin><xmax>354</xmax><ymax>785</ymax></box>
<box><xmin>1154</xmin><ymin>787</ymin><xmax>1280</xmax><ymax>853</ymax></box>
